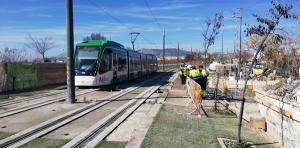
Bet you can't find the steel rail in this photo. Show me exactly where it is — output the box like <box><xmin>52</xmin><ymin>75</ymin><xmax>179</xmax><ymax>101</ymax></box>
<box><xmin>63</xmin><ymin>74</ymin><xmax>171</xmax><ymax>148</ymax></box>
<box><xmin>0</xmin><ymin>89</ymin><xmax>97</xmax><ymax>118</ymax></box>
<box><xmin>0</xmin><ymin>90</ymin><xmax>66</xmax><ymax>107</ymax></box>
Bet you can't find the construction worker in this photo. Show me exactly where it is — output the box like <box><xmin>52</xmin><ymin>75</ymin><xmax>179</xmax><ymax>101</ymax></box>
<box><xmin>189</xmin><ymin>65</ymin><xmax>201</xmax><ymax>82</ymax></box>
<box><xmin>200</xmin><ymin>68</ymin><xmax>209</xmax><ymax>98</ymax></box>
<box><xmin>179</xmin><ymin>64</ymin><xmax>186</xmax><ymax>85</ymax></box>
<box><xmin>195</xmin><ymin>65</ymin><xmax>203</xmax><ymax>84</ymax></box>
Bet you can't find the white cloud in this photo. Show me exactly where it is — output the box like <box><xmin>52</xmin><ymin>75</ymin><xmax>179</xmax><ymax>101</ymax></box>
<box><xmin>130</xmin><ymin>2</ymin><xmax>202</xmax><ymax>12</ymax></box>
<box><xmin>75</xmin><ymin>1</ymin><xmax>202</xmax><ymax>21</ymax></box>
<box><xmin>0</xmin><ymin>6</ymin><xmax>45</xmax><ymax>14</ymax></box>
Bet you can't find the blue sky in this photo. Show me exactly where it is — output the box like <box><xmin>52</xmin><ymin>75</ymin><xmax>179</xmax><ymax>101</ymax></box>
<box><xmin>0</xmin><ymin>0</ymin><xmax>299</xmax><ymax>59</ymax></box>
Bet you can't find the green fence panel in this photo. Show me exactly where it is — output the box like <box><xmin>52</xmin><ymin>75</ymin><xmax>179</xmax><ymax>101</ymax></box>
<box><xmin>5</xmin><ymin>63</ymin><xmax>38</xmax><ymax>91</ymax></box>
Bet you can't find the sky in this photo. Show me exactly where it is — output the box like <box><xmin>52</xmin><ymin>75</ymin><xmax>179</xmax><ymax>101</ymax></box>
<box><xmin>0</xmin><ymin>0</ymin><xmax>299</xmax><ymax>59</ymax></box>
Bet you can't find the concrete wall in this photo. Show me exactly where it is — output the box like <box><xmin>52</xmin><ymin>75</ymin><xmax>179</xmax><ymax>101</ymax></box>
<box><xmin>37</xmin><ymin>63</ymin><xmax>66</xmax><ymax>87</ymax></box>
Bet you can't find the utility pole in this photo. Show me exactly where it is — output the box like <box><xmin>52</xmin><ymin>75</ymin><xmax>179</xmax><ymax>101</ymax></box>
<box><xmin>163</xmin><ymin>29</ymin><xmax>165</xmax><ymax>71</ymax></box>
<box><xmin>66</xmin><ymin>0</ymin><xmax>75</xmax><ymax>103</ymax></box>
<box><xmin>130</xmin><ymin>32</ymin><xmax>140</xmax><ymax>50</ymax></box>
<box><xmin>177</xmin><ymin>42</ymin><xmax>179</xmax><ymax>66</ymax></box>
<box><xmin>234</xmin><ymin>40</ymin><xmax>236</xmax><ymax>53</ymax></box>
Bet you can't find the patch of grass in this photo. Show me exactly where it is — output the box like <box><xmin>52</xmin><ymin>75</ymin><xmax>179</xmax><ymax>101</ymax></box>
<box><xmin>141</xmin><ymin>104</ymin><xmax>280</xmax><ymax>148</ymax></box>
<box><xmin>20</xmin><ymin>138</ymin><xmax>69</xmax><ymax>148</ymax></box>
<box><xmin>0</xmin><ymin>132</ymin><xmax>12</xmax><ymax>140</ymax></box>
<box><xmin>95</xmin><ymin>140</ymin><xmax>127</xmax><ymax>148</ymax></box>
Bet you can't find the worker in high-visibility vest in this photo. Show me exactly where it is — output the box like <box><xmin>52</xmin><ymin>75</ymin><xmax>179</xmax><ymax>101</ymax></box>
<box><xmin>200</xmin><ymin>68</ymin><xmax>209</xmax><ymax>98</ymax></box>
<box><xmin>179</xmin><ymin>64</ymin><xmax>186</xmax><ymax>85</ymax></box>
<box><xmin>189</xmin><ymin>66</ymin><xmax>201</xmax><ymax>82</ymax></box>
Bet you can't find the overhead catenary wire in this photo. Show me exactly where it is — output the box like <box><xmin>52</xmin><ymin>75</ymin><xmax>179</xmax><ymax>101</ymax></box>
<box><xmin>86</xmin><ymin>0</ymin><xmax>159</xmax><ymax>49</ymax></box>
<box><xmin>86</xmin><ymin>0</ymin><xmax>129</xmax><ymax>30</ymax></box>
<box><xmin>143</xmin><ymin>0</ymin><xmax>164</xmax><ymax>31</ymax></box>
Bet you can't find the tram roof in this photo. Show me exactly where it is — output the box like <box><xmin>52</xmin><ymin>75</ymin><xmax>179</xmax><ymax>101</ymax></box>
<box><xmin>76</xmin><ymin>40</ymin><xmax>108</xmax><ymax>46</ymax></box>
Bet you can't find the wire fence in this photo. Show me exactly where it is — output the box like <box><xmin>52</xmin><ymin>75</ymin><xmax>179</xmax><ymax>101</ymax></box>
<box><xmin>208</xmin><ymin>73</ymin><xmax>279</xmax><ymax>101</ymax></box>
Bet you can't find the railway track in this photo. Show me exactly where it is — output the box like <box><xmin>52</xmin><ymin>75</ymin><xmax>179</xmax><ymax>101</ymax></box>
<box><xmin>63</xmin><ymin>81</ymin><xmax>168</xmax><ymax>147</ymax></box>
<box><xmin>64</xmin><ymin>72</ymin><xmax>176</xmax><ymax>148</ymax></box>
<box><xmin>0</xmin><ymin>89</ymin><xmax>98</xmax><ymax>118</ymax></box>
<box><xmin>0</xmin><ymin>90</ymin><xmax>66</xmax><ymax>108</ymax></box>
<box><xmin>0</xmin><ymin>73</ymin><xmax>172</xmax><ymax>148</ymax></box>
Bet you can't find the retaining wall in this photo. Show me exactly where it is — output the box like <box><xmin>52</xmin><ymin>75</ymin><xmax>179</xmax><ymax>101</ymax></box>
<box><xmin>209</xmin><ymin>77</ymin><xmax>300</xmax><ymax>147</ymax></box>
<box><xmin>255</xmin><ymin>90</ymin><xmax>300</xmax><ymax>148</ymax></box>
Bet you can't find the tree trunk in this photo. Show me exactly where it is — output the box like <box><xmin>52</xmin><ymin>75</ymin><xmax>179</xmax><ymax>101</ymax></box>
<box><xmin>237</xmin><ymin>30</ymin><xmax>271</xmax><ymax>144</ymax></box>
<box><xmin>42</xmin><ymin>53</ymin><xmax>45</xmax><ymax>63</ymax></box>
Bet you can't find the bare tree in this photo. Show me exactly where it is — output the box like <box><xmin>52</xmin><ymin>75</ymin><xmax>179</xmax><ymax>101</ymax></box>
<box><xmin>0</xmin><ymin>47</ymin><xmax>26</xmax><ymax>62</ymax></box>
<box><xmin>83</xmin><ymin>33</ymin><xmax>106</xmax><ymax>41</ymax></box>
<box><xmin>25</xmin><ymin>34</ymin><xmax>54</xmax><ymax>62</ymax></box>
<box><xmin>233</xmin><ymin>50</ymin><xmax>253</xmax><ymax>64</ymax></box>
<box><xmin>237</xmin><ymin>0</ymin><xmax>297</xmax><ymax>144</ymax></box>
<box><xmin>202</xmin><ymin>12</ymin><xmax>224</xmax><ymax>68</ymax></box>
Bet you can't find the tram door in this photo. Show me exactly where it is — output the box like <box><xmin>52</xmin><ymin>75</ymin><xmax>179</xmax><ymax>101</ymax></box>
<box><xmin>112</xmin><ymin>53</ymin><xmax>118</xmax><ymax>81</ymax></box>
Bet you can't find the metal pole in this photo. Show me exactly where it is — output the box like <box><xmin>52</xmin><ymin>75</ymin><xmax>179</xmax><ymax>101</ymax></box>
<box><xmin>234</xmin><ymin>40</ymin><xmax>236</xmax><ymax>53</ymax></box>
<box><xmin>163</xmin><ymin>29</ymin><xmax>165</xmax><ymax>71</ymax></box>
<box><xmin>130</xmin><ymin>32</ymin><xmax>140</xmax><ymax>51</ymax></box>
<box><xmin>66</xmin><ymin>0</ymin><xmax>75</xmax><ymax>103</ymax></box>
<box><xmin>132</xmin><ymin>42</ymin><xmax>135</xmax><ymax>51</ymax></box>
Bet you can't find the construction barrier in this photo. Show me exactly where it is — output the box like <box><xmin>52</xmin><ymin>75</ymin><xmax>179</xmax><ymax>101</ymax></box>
<box><xmin>186</xmin><ymin>77</ymin><xmax>202</xmax><ymax>116</ymax></box>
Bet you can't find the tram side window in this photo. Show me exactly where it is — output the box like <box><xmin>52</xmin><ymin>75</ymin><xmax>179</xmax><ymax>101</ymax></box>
<box><xmin>129</xmin><ymin>56</ymin><xmax>134</xmax><ymax>71</ymax></box>
<box><xmin>118</xmin><ymin>54</ymin><xmax>127</xmax><ymax>72</ymax></box>
<box><xmin>134</xmin><ymin>57</ymin><xmax>138</xmax><ymax>71</ymax></box>
<box><xmin>99</xmin><ymin>51</ymin><xmax>112</xmax><ymax>73</ymax></box>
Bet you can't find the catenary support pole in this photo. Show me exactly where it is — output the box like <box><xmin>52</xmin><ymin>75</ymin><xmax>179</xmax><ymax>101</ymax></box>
<box><xmin>66</xmin><ymin>0</ymin><xmax>75</xmax><ymax>103</ymax></box>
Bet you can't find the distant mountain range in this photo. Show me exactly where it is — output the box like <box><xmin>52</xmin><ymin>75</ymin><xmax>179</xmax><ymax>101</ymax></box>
<box><xmin>138</xmin><ymin>48</ymin><xmax>189</xmax><ymax>57</ymax></box>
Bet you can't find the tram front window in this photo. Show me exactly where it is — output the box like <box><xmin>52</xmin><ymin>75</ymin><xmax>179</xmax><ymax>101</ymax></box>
<box><xmin>75</xmin><ymin>46</ymin><xmax>100</xmax><ymax>76</ymax></box>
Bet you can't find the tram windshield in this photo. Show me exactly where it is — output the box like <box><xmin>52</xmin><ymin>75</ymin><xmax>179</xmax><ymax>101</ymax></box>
<box><xmin>75</xmin><ymin>46</ymin><xmax>100</xmax><ymax>76</ymax></box>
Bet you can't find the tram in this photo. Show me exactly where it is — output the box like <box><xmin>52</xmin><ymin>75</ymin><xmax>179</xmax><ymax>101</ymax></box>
<box><xmin>74</xmin><ymin>39</ymin><xmax>157</xmax><ymax>86</ymax></box>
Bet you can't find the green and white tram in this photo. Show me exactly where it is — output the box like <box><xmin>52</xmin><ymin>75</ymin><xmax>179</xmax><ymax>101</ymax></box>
<box><xmin>75</xmin><ymin>40</ymin><xmax>157</xmax><ymax>86</ymax></box>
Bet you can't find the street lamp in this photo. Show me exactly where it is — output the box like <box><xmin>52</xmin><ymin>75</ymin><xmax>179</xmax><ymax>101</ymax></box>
<box><xmin>130</xmin><ymin>32</ymin><xmax>140</xmax><ymax>50</ymax></box>
<box><xmin>232</xmin><ymin>8</ymin><xmax>243</xmax><ymax>80</ymax></box>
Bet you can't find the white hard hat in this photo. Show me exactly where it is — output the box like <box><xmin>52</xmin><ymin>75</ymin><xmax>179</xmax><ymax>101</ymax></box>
<box><xmin>187</xmin><ymin>65</ymin><xmax>192</xmax><ymax>68</ymax></box>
